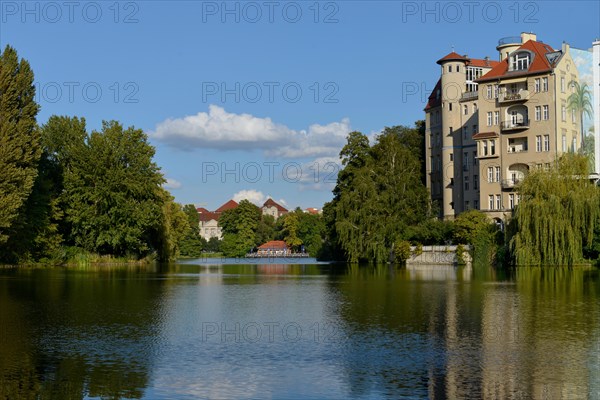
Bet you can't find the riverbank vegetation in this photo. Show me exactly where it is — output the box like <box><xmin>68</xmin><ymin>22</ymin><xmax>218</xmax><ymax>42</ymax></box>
<box><xmin>2</xmin><ymin>45</ymin><xmax>598</xmax><ymax>267</ymax></box>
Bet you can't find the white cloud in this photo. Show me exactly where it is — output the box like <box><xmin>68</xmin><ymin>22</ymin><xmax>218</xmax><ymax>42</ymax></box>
<box><xmin>232</xmin><ymin>189</ymin><xmax>268</xmax><ymax>206</ymax></box>
<box><xmin>163</xmin><ymin>178</ymin><xmax>182</xmax><ymax>189</ymax></box>
<box><xmin>149</xmin><ymin>105</ymin><xmax>351</xmax><ymax>158</ymax></box>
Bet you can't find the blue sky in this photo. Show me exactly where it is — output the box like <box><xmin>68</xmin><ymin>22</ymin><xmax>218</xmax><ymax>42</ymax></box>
<box><xmin>2</xmin><ymin>0</ymin><xmax>599</xmax><ymax>210</ymax></box>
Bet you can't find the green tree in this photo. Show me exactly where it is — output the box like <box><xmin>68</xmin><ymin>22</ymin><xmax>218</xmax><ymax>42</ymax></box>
<box><xmin>330</xmin><ymin>126</ymin><xmax>429</xmax><ymax>263</ymax></box>
<box><xmin>64</xmin><ymin>120</ymin><xmax>165</xmax><ymax>258</ymax></box>
<box><xmin>255</xmin><ymin>214</ymin><xmax>276</xmax><ymax>245</ymax></box>
<box><xmin>178</xmin><ymin>204</ymin><xmax>206</xmax><ymax>258</ymax></box>
<box><xmin>567</xmin><ymin>81</ymin><xmax>593</xmax><ymax>150</ymax></box>
<box><xmin>0</xmin><ymin>45</ymin><xmax>41</xmax><ymax>251</ymax></box>
<box><xmin>281</xmin><ymin>213</ymin><xmax>303</xmax><ymax>251</ymax></box>
<box><xmin>154</xmin><ymin>191</ymin><xmax>189</xmax><ymax>261</ymax></box>
<box><xmin>508</xmin><ymin>154</ymin><xmax>600</xmax><ymax>265</ymax></box>
<box><xmin>219</xmin><ymin>200</ymin><xmax>260</xmax><ymax>257</ymax></box>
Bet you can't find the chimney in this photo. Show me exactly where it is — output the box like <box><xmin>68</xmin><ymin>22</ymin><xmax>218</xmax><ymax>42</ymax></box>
<box><xmin>521</xmin><ymin>32</ymin><xmax>537</xmax><ymax>43</ymax></box>
<box><xmin>484</xmin><ymin>56</ymin><xmax>490</xmax><ymax>66</ymax></box>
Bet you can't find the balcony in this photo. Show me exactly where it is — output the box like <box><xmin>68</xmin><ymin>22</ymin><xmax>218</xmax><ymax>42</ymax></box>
<box><xmin>501</xmin><ymin>179</ymin><xmax>521</xmax><ymax>190</ymax></box>
<box><xmin>460</xmin><ymin>91</ymin><xmax>479</xmax><ymax>102</ymax></box>
<box><xmin>501</xmin><ymin>118</ymin><xmax>529</xmax><ymax>131</ymax></box>
<box><xmin>499</xmin><ymin>90</ymin><xmax>530</xmax><ymax>104</ymax></box>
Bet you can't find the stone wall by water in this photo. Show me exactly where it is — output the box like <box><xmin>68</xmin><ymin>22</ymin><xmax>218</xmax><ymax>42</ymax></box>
<box><xmin>406</xmin><ymin>245</ymin><xmax>472</xmax><ymax>267</ymax></box>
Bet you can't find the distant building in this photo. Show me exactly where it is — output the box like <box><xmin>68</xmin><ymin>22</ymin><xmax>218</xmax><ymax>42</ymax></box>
<box><xmin>261</xmin><ymin>198</ymin><xmax>288</xmax><ymax>219</ymax></box>
<box><xmin>304</xmin><ymin>207</ymin><xmax>321</xmax><ymax>215</ymax></box>
<box><xmin>425</xmin><ymin>32</ymin><xmax>582</xmax><ymax>221</ymax></box>
<box><xmin>256</xmin><ymin>240</ymin><xmax>289</xmax><ymax>256</ymax></box>
<box><xmin>197</xmin><ymin>200</ymin><xmax>239</xmax><ymax>240</ymax></box>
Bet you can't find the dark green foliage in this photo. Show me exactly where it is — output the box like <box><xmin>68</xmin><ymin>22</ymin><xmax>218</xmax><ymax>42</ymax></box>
<box><xmin>219</xmin><ymin>200</ymin><xmax>261</xmax><ymax>257</ymax></box>
<box><xmin>178</xmin><ymin>204</ymin><xmax>206</xmax><ymax>258</ymax></box>
<box><xmin>508</xmin><ymin>154</ymin><xmax>600</xmax><ymax>266</ymax></box>
<box><xmin>205</xmin><ymin>237</ymin><xmax>222</xmax><ymax>253</ymax></box>
<box><xmin>405</xmin><ymin>218</ymin><xmax>454</xmax><ymax>245</ymax></box>
<box><xmin>0</xmin><ymin>45</ymin><xmax>41</xmax><ymax>254</ymax></box>
<box><xmin>328</xmin><ymin>126</ymin><xmax>429</xmax><ymax>263</ymax></box>
<box><xmin>63</xmin><ymin>121</ymin><xmax>165</xmax><ymax>258</ymax></box>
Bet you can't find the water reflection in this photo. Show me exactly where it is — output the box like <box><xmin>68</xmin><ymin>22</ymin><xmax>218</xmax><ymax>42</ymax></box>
<box><xmin>0</xmin><ymin>263</ymin><xmax>598</xmax><ymax>399</ymax></box>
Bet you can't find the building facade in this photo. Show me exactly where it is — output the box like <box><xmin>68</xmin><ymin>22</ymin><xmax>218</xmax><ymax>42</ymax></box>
<box><xmin>197</xmin><ymin>200</ymin><xmax>239</xmax><ymax>240</ymax></box>
<box><xmin>261</xmin><ymin>198</ymin><xmax>288</xmax><ymax>219</ymax></box>
<box><xmin>425</xmin><ymin>33</ymin><xmax>581</xmax><ymax>221</ymax></box>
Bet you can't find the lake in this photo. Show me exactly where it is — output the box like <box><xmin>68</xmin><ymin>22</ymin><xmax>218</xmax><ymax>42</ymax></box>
<box><xmin>0</xmin><ymin>259</ymin><xmax>599</xmax><ymax>399</ymax></box>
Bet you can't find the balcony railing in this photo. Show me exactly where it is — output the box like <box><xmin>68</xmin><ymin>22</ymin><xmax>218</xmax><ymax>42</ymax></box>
<box><xmin>507</xmin><ymin>145</ymin><xmax>528</xmax><ymax>153</ymax></box>
<box><xmin>501</xmin><ymin>118</ymin><xmax>529</xmax><ymax>131</ymax></box>
<box><xmin>499</xmin><ymin>90</ymin><xmax>529</xmax><ymax>103</ymax></box>
<box><xmin>460</xmin><ymin>91</ymin><xmax>479</xmax><ymax>102</ymax></box>
<box><xmin>498</xmin><ymin>36</ymin><xmax>522</xmax><ymax>46</ymax></box>
<box><xmin>501</xmin><ymin>179</ymin><xmax>521</xmax><ymax>189</ymax></box>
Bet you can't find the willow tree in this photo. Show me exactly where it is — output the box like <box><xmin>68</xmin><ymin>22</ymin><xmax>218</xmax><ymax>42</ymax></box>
<box><xmin>0</xmin><ymin>46</ymin><xmax>41</xmax><ymax>247</ymax></box>
<box><xmin>509</xmin><ymin>154</ymin><xmax>600</xmax><ymax>265</ymax></box>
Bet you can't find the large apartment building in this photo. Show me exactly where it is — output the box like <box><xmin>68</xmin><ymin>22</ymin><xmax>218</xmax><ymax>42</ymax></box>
<box><xmin>425</xmin><ymin>32</ymin><xmax>581</xmax><ymax>221</ymax></box>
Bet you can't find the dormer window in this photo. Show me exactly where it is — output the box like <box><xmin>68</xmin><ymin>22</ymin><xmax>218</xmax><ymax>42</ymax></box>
<box><xmin>511</xmin><ymin>52</ymin><xmax>531</xmax><ymax>71</ymax></box>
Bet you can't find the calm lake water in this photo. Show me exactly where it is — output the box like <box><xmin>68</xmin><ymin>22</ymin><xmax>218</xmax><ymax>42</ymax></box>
<box><xmin>0</xmin><ymin>259</ymin><xmax>599</xmax><ymax>399</ymax></box>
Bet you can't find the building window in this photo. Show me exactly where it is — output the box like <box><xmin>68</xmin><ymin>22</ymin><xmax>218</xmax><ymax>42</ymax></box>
<box><xmin>542</xmin><ymin>77</ymin><xmax>548</xmax><ymax>92</ymax></box>
<box><xmin>450</xmin><ymin>154</ymin><xmax>453</xmax><ymax>161</ymax></box>
<box><xmin>489</xmin><ymin>195</ymin><xmax>494</xmax><ymax>210</ymax></box>
<box><xmin>509</xmin><ymin>194</ymin><xmax>515</xmax><ymax>209</ymax></box>
<box><xmin>448</xmin><ymin>65</ymin><xmax>452</xmax><ymax>73</ymax></box>
<box><xmin>490</xmin><ymin>139</ymin><xmax>496</xmax><ymax>155</ymax></box>
<box><xmin>562</xmin><ymin>105</ymin><xmax>567</xmax><ymax>121</ymax></box>
<box><xmin>449</xmin><ymin>102</ymin><xmax>453</xmax><ymax>111</ymax></box>
<box><xmin>482</xmin><ymin>141</ymin><xmax>488</xmax><ymax>156</ymax></box>
<box><xmin>473</xmin><ymin>151</ymin><xmax>477</xmax><ymax>164</ymax></box>
<box><xmin>495</xmin><ymin>166</ymin><xmax>500</xmax><ymax>183</ymax></box>
<box><xmin>494</xmin><ymin>84</ymin><xmax>499</xmax><ymax>98</ymax></box>
<box><xmin>473</xmin><ymin>125</ymin><xmax>478</xmax><ymax>135</ymax></box>
<box><xmin>572</xmin><ymin>109</ymin><xmax>576</xmax><ymax>123</ymax></box>
<box><xmin>562</xmin><ymin>133</ymin><xmax>567</xmax><ymax>152</ymax></box>
<box><xmin>561</xmin><ymin>76</ymin><xmax>565</xmax><ymax>93</ymax></box>
<box><xmin>450</xmin><ymin>127</ymin><xmax>453</xmax><ymax>134</ymax></box>
<box><xmin>465</xmin><ymin>176</ymin><xmax>469</xmax><ymax>191</ymax></box>
<box><xmin>496</xmin><ymin>194</ymin><xmax>502</xmax><ymax>210</ymax></box>
<box><xmin>464</xmin><ymin>152</ymin><xmax>469</xmax><ymax>169</ymax></box>
<box><xmin>494</xmin><ymin>111</ymin><xmax>499</xmax><ymax>126</ymax></box>
<box><xmin>473</xmin><ymin>175</ymin><xmax>479</xmax><ymax>190</ymax></box>
<box><xmin>487</xmin><ymin>167</ymin><xmax>494</xmax><ymax>183</ymax></box>
<box><xmin>511</xmin><ymin>52</ymin><xmax>530</xmax><ymax>71</ymax></box>
<box><xmin>474</xmin><ymin>200</ymin><xmax>479</xmax><ymax>209</ymax></box>
<box><xmin>544</xmin><ymin>135</ymin><xmax>550</xmax><ymax>152</ymax></box>
<box><xmin>534</xmin><ymin>78</ymin><xmax>540</xmax><ymax>93</ymax></box>
<box><xmin>487</xmin><ymin>85</ymin><xmax>492</xmax><ymax>99</ymax></box>
<box><xmin>465</xmin><ymin>201</ymin><xmax>470</xmax><ymax>210</ymax></box>
<box><xmin>536</xmin><ymin>135</ymin><xmax>542</xmax><ymax>152</ymax></box>
<box><xmin>464</xmin><ymin>104</ymin><xmax>468</xmax><ymax>115</ymax></box>
<box><xmin>535</xmin><ymin>106</ymin><xmax>541</xmax><ymax>121</ymax></box>
<box><xmin>473</xmin><ymin>103</ymin><xmax>478</xmax><ymax>113</ymax></box>
<box><xmin>543</xmin><ymin>105</ymin><xmax>549</xmax><ymax>120</ymax></box>
<box><xmin>487</xmin><ymin>112</ymin><xmax>493</xmax><ymax>126</ymax></box>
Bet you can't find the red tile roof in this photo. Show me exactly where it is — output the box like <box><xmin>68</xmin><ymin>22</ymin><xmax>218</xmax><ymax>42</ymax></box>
<box><xmin>198</xmin><ymin>211</ymin><xmax>220</xmax><ymax>223</ymax></box>
<box><xmin>437</xmin><ymin>52</ymin><xmax>469</xmax><ymax>64</ymax></box>
<box><xmin>215</xmin><ymin>199</ymin><xmax>238</xmax><ymax>213</ymax></box>
<box><xmin>424</xmin><ymin>79</ymin><xmax>442</xmax><ymax>111</ymax></box>
<box><xmin>197</xmin><ymin>207</ymin><xmax>210</xmax><ymax>213</ymax></box>
<box><xmin>467</xmin><ymin>58</ymin><xmax>500</xmax><ymax>68</ymax></box>
<box><xmin>258</xmin><ymin>240</ymin><xmax>288</xmax><ymax>250</ymax></box>
<box><xmin>262</xmin><ymin>198</ymin><xmax>288</xmax><ymax>213</ymax></box>
<box><xmin>305</xmin><ymin>208</ymin><xmax>319</xmax><ymax>214</ymax></box>
<box><xmin>472</xmin><ymin>131</ymin><xmax>499</xmax><ymax>140</ymax></box>
<box><xmin>476</xmin><ymin>40</ymin><xmax>557</xmax><ymax>82</ymax></box>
